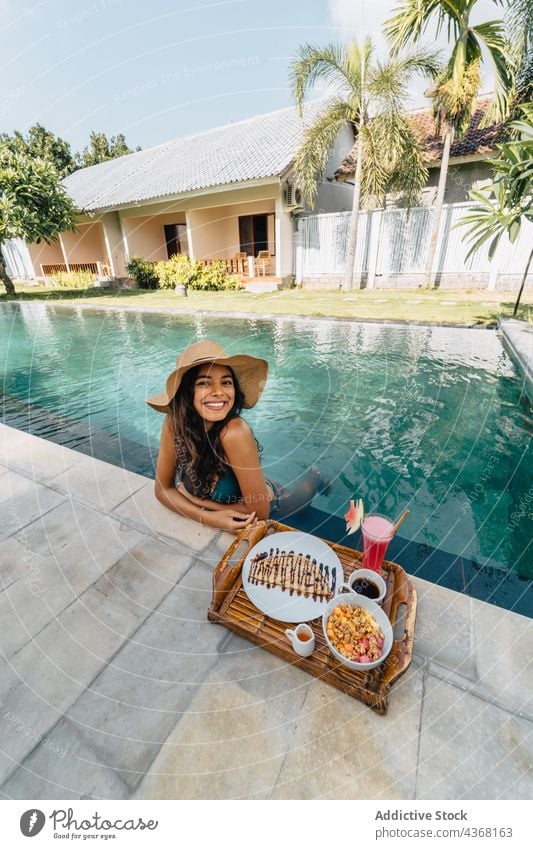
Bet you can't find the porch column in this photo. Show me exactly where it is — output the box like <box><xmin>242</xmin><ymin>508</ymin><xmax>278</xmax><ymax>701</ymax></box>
<box><xmin>58</xmin><ymin>233</ymin><xmax>70</xmax><ymax>273</ymax></box>
<box><xmin>101</xmin><ymin>211</ymin><xmax>128</xmax><ymax>277</ymax></box>
<box><xmin>185</xmin><ymin>210</ymin><xmax>195</xmax><ymax>260</ymax></box>
<box><xmin>274</xmin><ymin>194</ymin><xmax>293</xmax><ymax>279</ymax></box>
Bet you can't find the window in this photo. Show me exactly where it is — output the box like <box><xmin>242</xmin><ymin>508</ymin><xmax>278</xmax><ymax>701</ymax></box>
<box><xmin>238</xmin><ymin>213</ymin><xmax>275</xmax><ymax>257</ymax></box>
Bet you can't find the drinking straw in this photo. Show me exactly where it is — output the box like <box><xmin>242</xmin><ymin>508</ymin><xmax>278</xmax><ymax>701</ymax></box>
<box><xmin>391</xmin><ymin>509</ymin><xmax>410</xmax><ymax>535</ymax></box>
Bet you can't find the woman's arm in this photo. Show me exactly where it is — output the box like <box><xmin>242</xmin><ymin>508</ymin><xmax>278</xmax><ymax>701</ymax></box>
<box><xmin>176</xmin><ymin>481</ymin><xmax>249</xmax><ymax>514</ymax></box>
<box><xmin>220</xmin><ymin>418</ymin><xmax>273</xmax><ymax>520</ymax></box>
<box><xmin>154</xmin><ymin>416</ymin><xmax>256</xmax><ymax>532</ymax></box>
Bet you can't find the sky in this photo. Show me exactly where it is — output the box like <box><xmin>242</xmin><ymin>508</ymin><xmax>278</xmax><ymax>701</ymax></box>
<box><xmin>1</xmin><ymin>0</ymin><xmax>501</xmax><ymax>154</ymax></box>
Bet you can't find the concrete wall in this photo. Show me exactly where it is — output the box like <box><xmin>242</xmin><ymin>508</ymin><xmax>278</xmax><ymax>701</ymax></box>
<box><xmin>120</xmin><ymin>212</ymin><xmax>187</xmax><ymax>262</ymax></box>
<box><xmin>302</xmin><ymin>272</ymin><xmax>532</xmax><ymax>291</ymax></box>
<box><xmin>27</xmin><ymin>240</ymin><xmax>64</xmax><ymax>274</ymax></box>
<box><xmin>421</xmin><ymin>160</ymin><xmax>494</xmax><ymax>205</ymax></box>
<box><xmin>60</xmin><ymin>223</ymin><xmax>107</xmax><ymax>264</ymax></box>
<box><xmin>187</xmin><ymin>199</ymin><xmax>275</xmax><ymax>260</ymax></box>
<box><xmin>316</xmin><ymin>124</ymin><xmax>355</xmax><ymax>213</ymax></box>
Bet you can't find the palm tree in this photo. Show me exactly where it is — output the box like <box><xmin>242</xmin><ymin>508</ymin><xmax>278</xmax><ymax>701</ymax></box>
<box><xmin>459</xmin><ymin>103</ymin><xmax>533</xmax><ymax>315</ymax></box>
<box><xmin>385</xmin><ymin>0</ymin><xmax>512</xmax><ymax>286</ymax></box>
<box><xmin>290</xmin><ymin>39</ymin><xmax>440</xmax><ymax>289</ymax></box>
<box><xmin>506</xmin><ymin>0</ymin><xmax>533</xmax><ymax>105</ymax></box>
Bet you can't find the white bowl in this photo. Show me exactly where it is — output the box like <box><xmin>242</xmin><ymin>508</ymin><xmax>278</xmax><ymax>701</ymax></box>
<box><xmin>322</xmin><ymin>593</ymin><xmax>393</xmax><ymax>671</ymax></box>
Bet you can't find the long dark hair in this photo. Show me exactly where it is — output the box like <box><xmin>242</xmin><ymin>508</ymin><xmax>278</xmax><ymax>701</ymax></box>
<box><xmin>169</xmin><ymin>364</ymin><xmax>246</xmax><ymax>497</ymax></box>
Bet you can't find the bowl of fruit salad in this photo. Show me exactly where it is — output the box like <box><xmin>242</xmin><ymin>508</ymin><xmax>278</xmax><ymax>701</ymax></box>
<box><xmin>322</xmin><ymin>593</ymin><xmax>393</xmax><ymax>671</ymax></box>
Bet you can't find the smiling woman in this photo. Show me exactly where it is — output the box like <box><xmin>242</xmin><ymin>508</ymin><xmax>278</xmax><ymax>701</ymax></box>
<box><xmin>148</xmin><ymin>339</ymin><xmax>327</xmax><ymax>533</ymax></box>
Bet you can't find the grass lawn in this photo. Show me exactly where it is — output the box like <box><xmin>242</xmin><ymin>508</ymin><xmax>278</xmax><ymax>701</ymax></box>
<box><xmin>2</xmin><ymin>283</ymin><xmax>532</xmax><ymax>326</ymax></box>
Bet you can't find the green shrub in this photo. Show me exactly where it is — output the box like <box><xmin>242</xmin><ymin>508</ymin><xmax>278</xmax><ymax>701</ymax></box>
<box><xmin>194</xmin><ymin>260</ymin><xmax>231</xmax><ymax>291</ymax></box>
<box><xmin>48</xmin><ymin>270</ymin><xmax>95</xmax><ymax>289</ymax></box>
<box><xmin>223</xmin><ymin>274</ymin><xmax>245</xmax><ymax>290</ymax></box>
<box><xmin>156</xmin><ymin>254</ymin><xmax>203</xmax><ymax>289</ymax></box>
<box><xmin>126</xmin><ymin>256</ymin><xmax>158</xmax><ymax>289</ymax></box>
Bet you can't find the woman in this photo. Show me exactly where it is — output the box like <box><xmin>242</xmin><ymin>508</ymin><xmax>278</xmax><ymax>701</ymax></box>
<box><xmin>147</xmin><ymin>339</ymin><xmax>327</xmax><ymax>533</ymax></box>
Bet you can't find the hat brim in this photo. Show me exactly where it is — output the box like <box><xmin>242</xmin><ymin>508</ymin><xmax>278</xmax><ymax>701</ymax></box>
<box><xmin>146</xmin><ymin>354</ymin><xmax>268</xmax><ymax>413</ymax></box>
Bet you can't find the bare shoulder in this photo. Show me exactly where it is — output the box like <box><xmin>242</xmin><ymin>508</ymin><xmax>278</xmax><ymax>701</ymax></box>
<box><xmin>220</xmin><ymin>417</ymin><xmax>253</xmax><ymax>445</ymax></box>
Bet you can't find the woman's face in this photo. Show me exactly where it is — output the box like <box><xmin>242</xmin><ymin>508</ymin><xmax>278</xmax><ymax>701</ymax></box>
<box><xmin>192</xmin><ymin>363</ymin><xmax>236</xmax><ymax>427</ymax></box>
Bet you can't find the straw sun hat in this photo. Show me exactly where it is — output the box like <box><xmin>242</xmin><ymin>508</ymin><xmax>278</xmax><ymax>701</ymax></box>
<box><xmin>146</xmin><ymin>340</ymin><xmax>269</xmax><ymax>413</ymax></box>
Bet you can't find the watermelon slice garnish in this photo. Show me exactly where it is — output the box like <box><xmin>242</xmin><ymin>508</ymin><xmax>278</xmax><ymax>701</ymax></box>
<box><xmin>344</xmin><ymin>498</ymin><xmax>365</xmax><ymax>535</ymax></box>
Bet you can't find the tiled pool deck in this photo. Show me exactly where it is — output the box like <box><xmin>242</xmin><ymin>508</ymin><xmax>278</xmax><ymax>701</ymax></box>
<box><xmin>0</xmin><ymin>422</ymin><xmax>531</xmax><ymax>800</ymax></box>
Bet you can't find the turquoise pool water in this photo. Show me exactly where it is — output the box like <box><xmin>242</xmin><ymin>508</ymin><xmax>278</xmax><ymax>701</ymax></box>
<box><xmin>1</xmin><ymin>302</ymin><xmax>531</xmax><ymax>580</ymax></box>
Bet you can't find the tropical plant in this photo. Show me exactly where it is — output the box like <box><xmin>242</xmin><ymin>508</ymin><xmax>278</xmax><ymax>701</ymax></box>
<box><xmin>0</xmin><ymin>147</ymin><xmax>76</xmax><ymax>295</ymax></box>
<box><xmin>505</xmin><ymin>0</ymin><xmax>533</xmax><ymax>106</ymax></box>
<box><xmin>126</xmin><ymin>255</ymin><xmax>159</xmax><ymax>289</ymax></box>
<box><xmin>386</xmin><ymin>0</ymin><xmax>513</xmax><ymax>285</ymax></box>
<box><xmin>290</xmin><ymin>38</ymin><xmax>440</xmax><ymax>289</ymax></box>
<box><xmin>157</xmin><ymin>254</ymin><xmax>204</xmax><ymax>290</ymax></box>
<box><xmin>75</xmin><ymin>131</ymin><xmax>141</xmax><ymax>168</ymax></box>
<box><xmin>48</xmin><ymin>269</ymin><xmax>96</xmax><ymax>289</ymax></box>
<box><xmin>458</xmin><ymin>104</ymin><xmax>533</xmax><ymax>315</ymax></box>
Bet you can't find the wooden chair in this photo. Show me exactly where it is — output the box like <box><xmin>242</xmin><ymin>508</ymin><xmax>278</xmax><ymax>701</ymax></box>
<box><xmin>254</xmin><ymin>250</ymin><xmax>272</xmax><ymax>276</ymax></box>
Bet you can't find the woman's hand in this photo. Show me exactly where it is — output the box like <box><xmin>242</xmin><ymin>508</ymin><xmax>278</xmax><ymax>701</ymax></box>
<box><xmin>204</xmin><ymin>507</ymin><xmax>257</xmax><ymax>533</ymax></box>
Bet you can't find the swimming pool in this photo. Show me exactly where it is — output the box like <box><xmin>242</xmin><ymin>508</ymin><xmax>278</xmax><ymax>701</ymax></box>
<box><xmin>1</xmin><ymin>303</ymin><xmax>531</xmax><ymax>600</ymax></box>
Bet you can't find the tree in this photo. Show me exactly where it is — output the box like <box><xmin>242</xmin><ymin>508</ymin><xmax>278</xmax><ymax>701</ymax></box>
<box><xmin>506</xmin><ymin>0</ymin><xmax>533</xmax><ymax>105</ymax></box>
<box><xmin>386</xmin><ymin>0</ymin><xmax>512</xmax><ymax>286</ymax></box>
<box><xmin>0</xmin><ymin>147</ymin><xmax>77</xmax><ymax>295</ymax></box>
<box><xmin>290</xmin><ymin>39</ymin><xmax>440</xmax><ymax>289</ymax></box>
<box><xmin>0</xmin><ymin>124</ymin><xmax>75</xmax><ymax>176</ymax></box>
<box><xmin>459</xmin><ymin>104</ymin><xmax>533</xmax><ymax>315</ymax></box>
<box><xmin>75</xmin><ymin>131</ymin><xmax>140</xmax><ymax>168</ymax></box>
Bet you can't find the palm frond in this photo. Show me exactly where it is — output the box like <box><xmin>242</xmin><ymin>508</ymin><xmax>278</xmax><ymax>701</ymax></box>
<box><xmin>293</xmin><ymin>100</ymin><xmax>352</xmax><ymax>206</ymax></box>
<box><xmin>290</xmin><ymin>43</ymin><xmax>359</xmax><ymax>114</ymax></box>
<box><xmin>385</xmin><ymin>0</ymin><xmax>460</xmax><ymax>53</ymax></box>
<box><xmin>472</xmin><ymin>20</ymin><xmax>513</xmax><ymax>122</ymax></box>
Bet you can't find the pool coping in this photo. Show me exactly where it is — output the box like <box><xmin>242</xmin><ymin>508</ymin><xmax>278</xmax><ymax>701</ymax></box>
<box><xmin>3</xmin><ymin>298</ymin><xmax>501</xmax><ymax>330</ymax></box>
<box><xmin>499</xmin><ymin>318</ymin><xmax>533</xmax><ymax>403</ymax></box>
<box><xmin>1</xmin><ymin>422</ymin><xmax>532</xmax><ymax>800</ymax></box>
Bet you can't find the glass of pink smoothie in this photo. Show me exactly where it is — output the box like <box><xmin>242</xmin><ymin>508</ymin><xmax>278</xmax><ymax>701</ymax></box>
<box><xmin>361</xmin><ymin>513</ymin><xmax>394</xmax><ymax>573</ymax></box>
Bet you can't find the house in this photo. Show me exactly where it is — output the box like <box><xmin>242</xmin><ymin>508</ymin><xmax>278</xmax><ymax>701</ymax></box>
<box><xmin>19</xmin><ymin>103</ymin><xmax>354</xmax><ymax>285</ymax></box>
<box><xmin>335</xmin><ymin>97</ymin><xmax>502</xmax><ymax>205</ymax></box>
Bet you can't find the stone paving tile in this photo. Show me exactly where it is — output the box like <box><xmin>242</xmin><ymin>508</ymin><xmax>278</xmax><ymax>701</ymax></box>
<box><xmin>471</xmin><ymin>598</ymin><xmax>533</xmax><ymax>718</ymax></box>
<box><xmin>0</xmin><ymin>584</ymin><xmax>142</xmax><ymax>787</ymax></box>
<box><xmin>49</xmin><ymin>455</ymin><xmax>147</xmax><ymax>512</ymax></box>
<box><xmin>112</xmin><ymin>480</ymin><xmax>222</xmax><ymax>554</ymax></box>
<box><xmin>0</xmin><ymin>535</ymin><xmax>48</xmax><ymax>594</ymax></box>
<box><xmin>12</xmin><ymin>498</ymin><xmax>114</xmax><ymax>559</ymax></box>
<box><xmin>412</xmin><ymin>577</ymin><xmax>476</xmax><ymax>680</ymax></box>
<box><xmin>1</xmin><ymin>719</ymin><xmax>130</xmax><ymax>800</ymax></box>
<box><xmin>416</xmin><ymin>673</ymin><xmax>533</xmax><ymax>799</ymax></box>
<box><xmin>0</xmin><ymin>474</ymin><xmax>65</xmax><ymax>543</ymax></box>
<box><xmin>0</xmin><ymin>517</ymin><xmax>145</xmax><ymax>660</ymax></box>
<box><xmin>3</xmin><ymin>430</ymin><xmax>84</xmax><ymax>484</ymax></box>
<box><xmin>0</xmin><ymin>425</ymin><xmax>33</xmax><ymax>466</ymax></box>
<box><xmin>131</xmin><ymin>641</ymin><xmax>311</xmax><ymax>800</ymax></box>
<box><xmin>63</xmin><ymin>561</ymin><xmax>224</xmax><ymax>791</ymax></box>
<box><xmin>269</xmin><ymin>660</ymin><xmax>424</xmax><ymax>800</ymax></box>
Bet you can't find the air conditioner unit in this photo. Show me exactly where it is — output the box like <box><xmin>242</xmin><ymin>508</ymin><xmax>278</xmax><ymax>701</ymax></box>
<box><xmin>283</xmin><ymin>182</ymin><xmax>303</xmax><ymax>210</ymax></box>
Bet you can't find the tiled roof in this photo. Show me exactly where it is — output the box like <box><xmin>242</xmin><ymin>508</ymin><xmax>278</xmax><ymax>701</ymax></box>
<box><xmin>63</xmin><ymin>102</ymin><xmax>323</xmax><ymax>212</ymax></box>
<box><xmin>336</xmin><ymin>98</ymin><xmax>502</xmax><ymax>177</ymax></box>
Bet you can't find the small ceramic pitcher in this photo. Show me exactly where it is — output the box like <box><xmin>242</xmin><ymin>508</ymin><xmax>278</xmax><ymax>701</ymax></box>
<box><xmin>285</xmin><ymin>623</ymin><xmax>315</xmax><ymax>657</ymax></box>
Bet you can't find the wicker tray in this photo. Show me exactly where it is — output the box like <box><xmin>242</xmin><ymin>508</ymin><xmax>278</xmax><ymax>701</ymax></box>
<box><xmin>208</xmin><ymin>520</ymin><xmax>417</xmax><ymax>714</ymax></box>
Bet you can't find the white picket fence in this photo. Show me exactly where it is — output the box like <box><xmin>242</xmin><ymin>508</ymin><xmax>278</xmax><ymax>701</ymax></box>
<box><xmin>294</xmin><ymin>202</ymin><xmax>533</xmax><ymax>287</ymax></box>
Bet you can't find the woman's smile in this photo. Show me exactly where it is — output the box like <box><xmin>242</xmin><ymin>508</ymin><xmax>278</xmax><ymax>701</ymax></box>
<box><xmin>193</xmin><ymin>363</ymin><xmax>235</xmax><ymax>425</ymax></box>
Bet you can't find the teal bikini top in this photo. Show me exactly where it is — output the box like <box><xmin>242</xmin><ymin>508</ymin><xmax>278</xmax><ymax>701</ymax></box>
<box><xmin>210</xmin><ymin>467</ymin><xmax>242</xmax><ymax>503</ymax></box>
<box><xmin>180</xmin><ymin>467</ymin><xmax>242</xmax><ymax>504</ymax></box>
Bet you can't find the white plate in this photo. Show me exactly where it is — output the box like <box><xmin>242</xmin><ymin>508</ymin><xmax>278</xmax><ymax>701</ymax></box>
<box><xmin>242</xmin><ymin>531</ymin><xmax>342</xmax><ymax>623</ymax></box>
